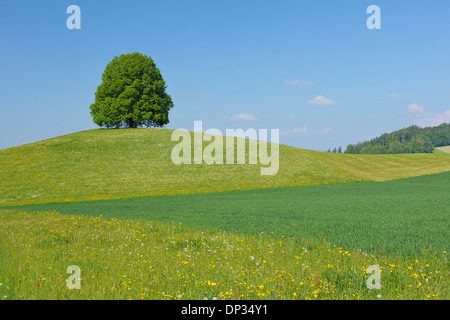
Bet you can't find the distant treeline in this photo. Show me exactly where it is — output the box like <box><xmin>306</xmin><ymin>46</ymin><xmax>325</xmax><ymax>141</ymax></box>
<box><xmin>344</xmin><ymin>123</ymin><xmax>450</xmax><ymax>154</ymax></box>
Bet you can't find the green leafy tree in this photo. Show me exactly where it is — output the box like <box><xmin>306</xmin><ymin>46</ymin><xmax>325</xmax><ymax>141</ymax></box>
<box><xmin>388</xmin><ymin>141</ymin><xmax>402</xmax><ymax>154</ymax></box>
<box><xmin>345</xmin><ymin>144</ymin><xmax>356</xmax><ymax>154</ymax></box>
<box><xmin>90</xmin><ymin>53</ymin><xmax>174</xmax><ymax>128</ymax></box>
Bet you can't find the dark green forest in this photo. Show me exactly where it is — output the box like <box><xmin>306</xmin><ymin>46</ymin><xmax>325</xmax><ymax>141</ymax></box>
<box><xmin>344</xmin><ymin>123</ymin><xmax>450</xmax><ymax>154</ymax></box>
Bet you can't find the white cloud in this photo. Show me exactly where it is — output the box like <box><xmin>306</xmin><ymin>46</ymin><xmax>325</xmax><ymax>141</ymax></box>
<box><xmin>407</xmin><ymin>103</ymin><xmax>424</xmax><ymax>113</ymax></box>
<box><xmin>224</xmin><ymin>113</ymin><xmax>257</xmax><ymax>121</ymax></box>
<box><xmin>307</xmin><ymin>96</ymin><xmax>335</xmax><ymax>106</ymax></box>
<box><xmin>291</xmin><ymin>126</ymin><xmax>308</xmax><ymax>133</ymax></box>
<box><xmin>284</xmin><ymin>80</ymin><xmax>299</xmax><ymax>85</ymax></box>
<box><xmin>280</xmin><ymin>126</ymin><xmax>308</xmax><ymax>135</ymax></box>
<box><xmin>416</xmin><ymin>110</ymin><xmax>450</xmax><ymax>127</ymax></box>
<box><xmin>323</xmin><ymin>127</ymin><xmax>333</xmax><ymax>133</ymax></box>
<box><xmin>284</xmin><ymin>79</ymin><xmax>313</xmax><ymax>86</ymax></box>
<box><xmin>390</xmin><ymin>93</ymin><xmax>404</xmax><ymax>101</ymax></box>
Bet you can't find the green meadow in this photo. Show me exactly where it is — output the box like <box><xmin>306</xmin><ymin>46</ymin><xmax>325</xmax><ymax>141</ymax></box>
<box><xmin>2</xmin><ymin>129</ymin><xmax>450</xmax><ymax>206</ymax></box>
<box><xmin>0</xmin><ymin>129</ymin><xmax>449</xmax><ymax>300</ymax></box>
<box><xmin>1</xmin><ymin>210</ymin><xmax>447</xmax><ymax>300</ymax></box>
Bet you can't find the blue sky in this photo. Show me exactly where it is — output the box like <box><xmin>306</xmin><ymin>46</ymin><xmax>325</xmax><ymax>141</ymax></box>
<box><xmin>1</xmin><ymin>0</ymin><xmax>449</xmax><ymax>151</ymax></box>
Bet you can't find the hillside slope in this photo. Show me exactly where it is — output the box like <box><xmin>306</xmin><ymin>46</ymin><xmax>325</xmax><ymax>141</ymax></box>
<box><xmin>1</xmin><ymin>129</ymin><xmax>450</xmax><ymax>206</ymax></box>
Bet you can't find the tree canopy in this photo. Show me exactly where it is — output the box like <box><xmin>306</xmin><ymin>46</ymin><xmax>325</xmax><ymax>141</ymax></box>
<box><xmin>90</xmin><ymin>53</ymin><xmax>174</xmax><ymax>128</ymax></box>
<box><xmin>345</xmin><ymin>123</ymin><xmax>450</xmax><ymax>154</ymax></box>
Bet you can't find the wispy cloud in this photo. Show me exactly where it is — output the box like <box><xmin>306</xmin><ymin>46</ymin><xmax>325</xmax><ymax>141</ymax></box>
<box><xmin>323</xmin><ymin>127</ymin><xmax>333</xmax><ymax>133</ymax></box>
<box><xmin>223</xmin><ymin>113</ymin><xmax>257</xmax><ymax>121</ymax></box>
<box><xmin>281</xmin><ymin>126</ymin><xmax>308</xmax><ymax>135</ymax></box>
<box><xmin>307</xmin><ymin>96</ymin><xmax>335</xmax><ymax>106</ymax></box>
<box><xmin>416</xmin><ymin>110</ymin><xmax>450</xmax><ymax>127</ymax></box>
<box><xmin>390</xmin><ymin>93</ymin><xmax>404</xmax><ymax>101</ymax></box>
<box><xmin>407</xmin><ymin>103</ymin><xmax>424</xmax><ymax>113</ymax></box>
<box><xmin>291</xmin><ymin>126</ymin><xmax>308</xmax><ymax>133</ymax></box>
<box><xmin>284</xmin><ymin>79</ymin><xmax>313</xmax><ymax>87</ymax></box>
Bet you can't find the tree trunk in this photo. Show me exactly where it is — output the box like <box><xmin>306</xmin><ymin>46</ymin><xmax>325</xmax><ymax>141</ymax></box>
<box><xmin>127</xmin><ymin>118</ymin><xmax>135</xmax><ymax>128</ymax></box>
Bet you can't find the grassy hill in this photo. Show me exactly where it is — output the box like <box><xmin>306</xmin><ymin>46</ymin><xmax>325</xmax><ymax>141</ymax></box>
<box><xmin>1</xmin><ymin>128</ymin><xmax>450</xmax><ymax>206</ymax></box>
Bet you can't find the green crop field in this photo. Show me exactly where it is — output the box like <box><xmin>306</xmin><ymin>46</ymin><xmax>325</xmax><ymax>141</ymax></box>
<box><xmin>6</xmin><ymin>171</ymin><xmax>450</xmax><ymax>256</ymax></box>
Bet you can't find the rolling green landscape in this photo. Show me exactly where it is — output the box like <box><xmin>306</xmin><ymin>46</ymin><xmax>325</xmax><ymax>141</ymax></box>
<box><xmin>2</xmin><ymin>129</ymin><xmax>450</xmax><ymax>206</ymax></box>
<box><xmin>1</xmin><ymin>129</ymin><xmax>449</xmax><ymax>300</ymax></box>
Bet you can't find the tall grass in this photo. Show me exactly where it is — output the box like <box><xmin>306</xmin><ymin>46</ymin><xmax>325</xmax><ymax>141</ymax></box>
<box><xmin>0</xmin><ymin>210</ymin><xmax>447</xmax><ymax>300</ymax></box>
